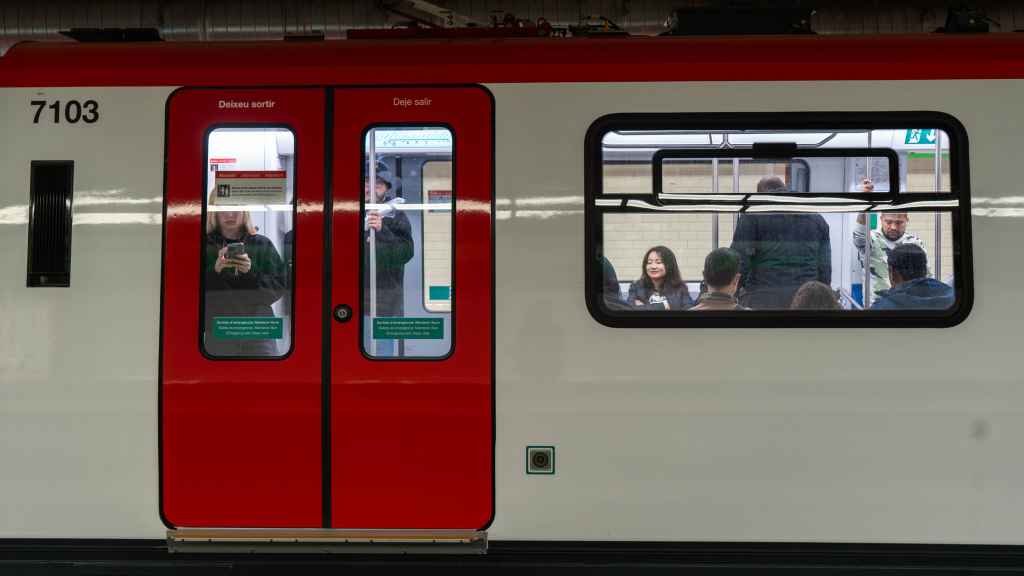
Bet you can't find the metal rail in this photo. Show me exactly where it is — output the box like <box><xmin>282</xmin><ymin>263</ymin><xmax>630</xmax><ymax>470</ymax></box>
<box><xmin>167</xmin><ymin>528</ymin><xmax>487</xmax><ymax>554</ymax></box>
<box><xmin>934</xmin><ymin>130</ymin><xmax>943</xmax><ymax>281</ymax></box>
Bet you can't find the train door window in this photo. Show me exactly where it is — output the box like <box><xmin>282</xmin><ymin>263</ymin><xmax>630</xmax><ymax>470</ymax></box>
<box><xmin>362</xmin><ymin>127</ymin><xmax>453</xmax><ymax>359</ymax></box>
<box><xmin>586</xmin><ymin>114</ymin><xmax>971</xmax><ymax>327</ymax></box>
<box><xmin>201</xmin><ymin>127</ymin><xmax>295</xmax><ymax>358</ymax></box>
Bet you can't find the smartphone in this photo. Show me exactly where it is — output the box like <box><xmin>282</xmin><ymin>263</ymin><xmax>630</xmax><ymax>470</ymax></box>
<box><xmin>225</xmin><ymin>242</ymin><xmax>245</xmax><ymax>259</ymax></box>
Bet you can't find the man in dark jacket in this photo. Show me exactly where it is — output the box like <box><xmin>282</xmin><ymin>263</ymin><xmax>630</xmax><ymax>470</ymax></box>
<box><xmin>871</xmin><ymin>244</ymin><xmax>954</xmax><ymax>310</ymax></box>
<box><xmin>730</xmin><ymin>176</ymin><xmax>831</xmax><ymax>309</ymax></box>
<box><xmin>364</xmin><ymin>171</ymin><xmax>414</xmax><ymax>356</ymax></box>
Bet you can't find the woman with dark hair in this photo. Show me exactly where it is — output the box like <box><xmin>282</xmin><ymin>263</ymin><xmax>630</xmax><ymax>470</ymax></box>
<box><xmin>627</xmin><ymin>246</ymin><xmax>693</xmax><ymax>310</ymax></box>
<box><xmin>790</xmin><ymin>281</ymin><xmax>841</xmax><ymax>310</ymax></box>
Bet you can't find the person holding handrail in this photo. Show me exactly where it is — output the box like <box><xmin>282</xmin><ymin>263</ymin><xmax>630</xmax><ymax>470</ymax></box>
<box><xmin>363</xmin><ymin>170</ymin><xmax>414</xmax><ymax>357</ymax></box>
<box><xmin>853</xmin><ymin>179</ymin><xmax>928</xmax><ymax>306</ymax></box>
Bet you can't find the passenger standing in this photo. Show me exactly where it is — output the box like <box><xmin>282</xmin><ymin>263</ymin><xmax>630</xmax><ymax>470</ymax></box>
<box><xmin>730</xmin><ymin>176</ymin><xmax>831</xmax><ymax>309</ymax></box>
<box><xmin>363</xmin><ymin>171</ymin><xmax>414</xmax><ymax>357</ymax></box>
<box><xmin>627</xmin><ymin>246</ymin><xmax>693</xmax><ymax>310</ymax></box>
<box><xmin>870</xmin><ymin>244</ymin><xmax>954</xmax><ymax>310</ymax></box>
<box><xmin>204</xmin><ymin>207</ymin><xmax>288</xmax><ymax>356</ymax></box>
<box><xmin>690</xmin><ymin>248</ymin><xmax>748</xmax><ymax>311</ymax></box>
<box><xmin>853</xmin><ymin>181</ymin><xmax>927</xmax><ymax>305</ymax></box>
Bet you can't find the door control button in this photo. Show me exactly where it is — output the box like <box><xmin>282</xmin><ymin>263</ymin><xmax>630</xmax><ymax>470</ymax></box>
<box><xmin>333</xmin><ymin>304</ymin><xmax>352</xmax><ymax>323</ymax></box>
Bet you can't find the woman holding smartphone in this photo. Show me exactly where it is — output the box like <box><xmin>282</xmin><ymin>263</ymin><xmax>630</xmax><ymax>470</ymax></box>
<box><xmin>204</xmin><ymin>205</ymin><xmax>288</xmax><ymax>357</ymax></box>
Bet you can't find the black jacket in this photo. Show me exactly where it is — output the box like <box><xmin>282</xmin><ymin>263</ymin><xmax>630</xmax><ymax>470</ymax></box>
<box><xmin>627</xmin><ymin>280</ymin><xmax>694</xmax><ymax>310</ymax></box>
<box><xmin>730</xmin><ymin>213</ymin><xmax>831</xmax><ymax>309</ymax></box>
<box><xmin>204</xmin><ymin>231</ymin><xmax>288</xmax><ymax>355</ymax></box>
<box><xmin>363</xmin><ymin>211</ymin><xmax>414</xmax><ymax>317</ymax></box>
<box><xmin>205</xmin><ymin>231</ymin><xmax>288</xmax><ymax>316</ymax></box>
<box><xmin>871</xmin><ymin>278</ymin><xmax>955</xmax><ymax>310</ymax></box>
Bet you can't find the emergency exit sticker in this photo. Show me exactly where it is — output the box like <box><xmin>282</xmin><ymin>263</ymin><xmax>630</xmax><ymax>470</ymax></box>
<box><xmin>905</xmin><ymin>129</ymin><xmax>938</xmax><ymax>145</ymax></box>
<box><xmin>212</xmin><ymin>170</ymin><xmax>287</xmax><ymax>205</ymax></box>
<box><xmin>373</xmin><ymin>317</ymin><xmax>444</xmax><ymax>340</ymax></box>
<box><xmin>213</xmin><ymin>316</ymin><xmax>284</xmax><ymax>340</ymax></box>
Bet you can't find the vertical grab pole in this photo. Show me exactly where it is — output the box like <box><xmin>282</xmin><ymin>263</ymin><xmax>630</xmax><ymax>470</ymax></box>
<box><xmin>712</xmin><ymin>158</ymin><xmax>720</xmax><ymax>249</ymax></box>
<box><xmin>368</xmin><ymin>129</ymin><xmax>377</xmax><ymax>356</ymax></box>
<box><xmin>732</xmin><ymin>157</ymin><xmax>740</xmax><ymax>231</ymax></box>
<box><xmin>863</xmin><ymin>132</ymin><xmax>872</xmax><ymax>308</ymax></box>
<box><xmin>934</xmin><ymin>131</ymin><xmax>943</xmax><ymax>281</ymax></box>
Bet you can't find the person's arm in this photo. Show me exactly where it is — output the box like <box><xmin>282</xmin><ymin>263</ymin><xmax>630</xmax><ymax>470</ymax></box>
<box><xmin>852</xmin><ymin>216</ymin><xmax>868</xmax><ymax>250</ymax></box>
<box><xmin>730</xmin><ymin>215</ymin><xmax>755</xmax><ymax>289</ymax></box>
<box><xmin>229</xmin><ymin>238</ymin><xmax>288</xmax><ymax>306</ymax></box>
<box><xmin>205</xmin><ymin>242</ymin><xmax>234</xmax><ymax>290</ymax></box>
<box><xmin>374</xmin><ymin>211</ymin><xmax>414</xmax><ymax>267</ymax></box>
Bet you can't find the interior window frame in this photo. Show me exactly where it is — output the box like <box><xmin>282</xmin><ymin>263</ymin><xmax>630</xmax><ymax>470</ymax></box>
<box><xmin>584</xmin><ymin>112</ymin><xmax>973</xmax><ymax>328</ymax></box>
<box><xmin>359</xmin><ymin>123</ymin><xmax>457</xmax><ymax>361</ymax></box>
<box><xmin>199</xmin><ymin>123</ymin><xmax>298</xmax><ymax>360</ymax></box>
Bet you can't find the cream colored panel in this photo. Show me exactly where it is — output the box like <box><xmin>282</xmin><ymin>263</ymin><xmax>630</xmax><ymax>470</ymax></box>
<box><xmin>422</xmin><ymin>160</ymin><xmax>452</xmax><ymax>313</ymax></box>
<box><xmin>604</xmin><ymin>212</ymin><xmax>711</xmax><ymax>281</ymax></box>
<box><xmin>488</xmin><ymin>80</ymin><xmax>1024</xmax><ymax>543</ymax></box>
<box><xmin>0</xmin><ymin>87</ymin><xmax>173</xmax><ymax>537</ymax></box>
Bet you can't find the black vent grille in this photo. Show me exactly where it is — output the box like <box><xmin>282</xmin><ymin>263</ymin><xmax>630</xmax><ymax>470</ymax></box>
<box><xmin>27</xmin><ymin>161</ymin><xmax>74</xmax><ymax>287</ymax></box>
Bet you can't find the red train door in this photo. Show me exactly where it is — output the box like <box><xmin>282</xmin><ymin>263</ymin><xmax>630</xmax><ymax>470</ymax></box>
<box><xmin>329</xmin><ymin>87</ymin><xmax>494</xmax><ymax>529</ymax></box>
<box><xmin>162</xmin><ymin>88</ymin><xmax>326</xmax><ymax>527</ymax></box>
<box><xmin>162</xmin><ymin>86</ymin><xmax>492</xmax><ymax>530</ymax></box>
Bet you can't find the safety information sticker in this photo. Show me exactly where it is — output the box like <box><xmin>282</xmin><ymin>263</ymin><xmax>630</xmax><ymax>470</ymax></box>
<box><xmin>373</xmin><ymin>317</ymin><xmax>444</xmax><ymax>340</ymax></box>
<box><xmin>212</xmin><ymin>171</ymin><xmax>287</xmax><ymax>205</ymax></box>
<box><xmin>213</xmin><ymin>316</ymin><xmax>284</xmax><ymax>339</ymax></box>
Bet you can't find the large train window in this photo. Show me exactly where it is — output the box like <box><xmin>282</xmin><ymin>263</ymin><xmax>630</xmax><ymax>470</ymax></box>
<box><xmin>362</xmin><ymin>127</ymin><xmax>454</xmax><ymax>359</ymax></box>
<box><xmin>201</xmin><ymin>127</ymin><xmax>295</xmax><ymax>357</ymax></box>
<box><xmin>585</xmin><ymin>113</ymin><xmax>971</xmax><ymax>327</ymax></box>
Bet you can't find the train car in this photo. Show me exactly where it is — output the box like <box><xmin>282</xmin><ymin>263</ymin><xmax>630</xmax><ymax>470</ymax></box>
<box><xmin>1</xmin><ymin>33</ymin><xmax>1024</xmax><ymax>572</ymax></box>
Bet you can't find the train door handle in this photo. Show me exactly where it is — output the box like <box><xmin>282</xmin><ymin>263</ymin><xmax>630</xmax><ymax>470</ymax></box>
<box><xmin>333</xmin><ymin>304</ymin><xmax>352</xmax><ymax>323</ymax></box>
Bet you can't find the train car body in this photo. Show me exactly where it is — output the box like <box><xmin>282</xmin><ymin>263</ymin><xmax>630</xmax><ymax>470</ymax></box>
<box><xmin>2</xmin><ymin>34</ymin><xmax>1024</xmax><ymax>570</ymax></box>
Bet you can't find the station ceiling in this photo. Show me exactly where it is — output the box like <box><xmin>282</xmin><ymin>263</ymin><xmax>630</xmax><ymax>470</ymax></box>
<box><xmin>2</xmin><ymin>0</ymin><xmax>1022</xmax><ymax>54</ymax></box>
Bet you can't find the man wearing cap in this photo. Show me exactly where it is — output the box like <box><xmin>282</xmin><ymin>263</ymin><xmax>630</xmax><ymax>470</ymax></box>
<box><xmin>364</xmin><ymin>170</ymin><xmax>414</xmax><ymax>357</ymax></box>
<box><xmin>729</xmin><ymin>176</ymin><xmax>832</xmax><ymax>309</ymax></box>
<box><xmin>870</xmin><ymin>244</ymin><xmax>953</xmax><ymax>310</ymax></box>
<box><xmin>690</xmin><ymin>247</ymin><xmax>749</xmax><ymax>311</ymax></box>
<box><xmin>852</xmin><ymin>179</ymin><xmax>927</xmax><ymax>306</ymax></box>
